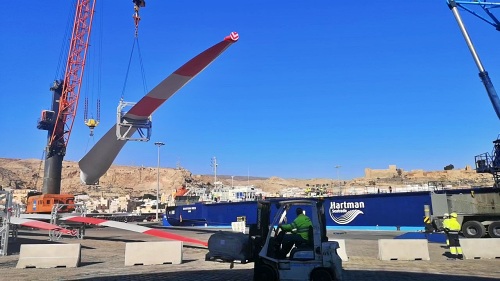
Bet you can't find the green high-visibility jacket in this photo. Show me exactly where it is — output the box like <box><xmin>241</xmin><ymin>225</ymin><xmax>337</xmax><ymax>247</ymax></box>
<box><xmin>280</xmin><ymin>214</ymin><xmax>312</xmax><ymax>240</ymax></box>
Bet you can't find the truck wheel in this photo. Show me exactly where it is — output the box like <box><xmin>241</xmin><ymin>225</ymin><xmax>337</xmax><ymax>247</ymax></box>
<box><xmin>254</xmin><ymin>264</ymin><xmax>277</xmax><ymax>281</ymax></box>
<box><xmin>310</xmin><ymin>268</ymin><xmax>333</xmax><ymax>281</ymax></box>
<box><xmin>487</xmin><ymin>222</ymin><xmax>500</xmax><ymax>238</ymax></box>
<box><xmin>462</xmin><ymin>220</ymin><xmax>485</xmax><ymax>238</ymax></box>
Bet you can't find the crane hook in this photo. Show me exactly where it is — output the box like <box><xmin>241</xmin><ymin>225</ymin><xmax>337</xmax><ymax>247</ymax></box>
<box><xmin>133</xmin><ymin>0</ymin><xmax>146</xmax><ymax>37</ymax></box>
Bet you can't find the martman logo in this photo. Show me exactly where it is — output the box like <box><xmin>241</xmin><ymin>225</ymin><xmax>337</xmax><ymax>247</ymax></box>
<box><xmin>329</xmin><ymin>201</ymin><xmax>365</xmax><ymax>224</ymax></box>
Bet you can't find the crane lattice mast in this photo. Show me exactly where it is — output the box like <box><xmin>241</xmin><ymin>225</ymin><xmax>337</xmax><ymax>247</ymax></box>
<box><xmin>49</xmin><ymin>0</ymin><xmax>96</xmax><ymax>152</ymax></box>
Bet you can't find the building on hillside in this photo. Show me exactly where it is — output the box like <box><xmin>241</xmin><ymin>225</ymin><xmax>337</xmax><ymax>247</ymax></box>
<box><xmin>12</xmin><ymin>189</ymin><xmax>36</xmax><ymax>205</ymax></box>
<box><xmin>365</xmin><ymin>164</ymin><xmax>477</xmax><ymax>180</ymax></box>
<box><xmin>109</xmin><ymin>195</ymin><xmax>132</xmax><ymax>213</ymax></box>
<box><xmin>84</xmin><ymin>197</ymin><xmax>110</xmax><ymax>213</ymax></box>
<box><xmin>364</xmin><ymin>165</ymin><xmax>399</xmax><ymax>179</ymax></box>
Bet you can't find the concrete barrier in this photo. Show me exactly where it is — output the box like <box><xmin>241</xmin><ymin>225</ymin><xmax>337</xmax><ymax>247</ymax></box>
<box><xmin>125</xmin><ymin>241</ymin><xmax>183</xmax><ymax>266</ymax></box>
<box><xmin>378</xmin><ymin>239</ymin><xmax>430</xmax><ymax>261</ymax></box>
<box><xmin>461</xmin><ymin>238</ymin><xmax>500</xmax><ymax>259</ymax></box>
<box><xmin>16</xmin><ymin>243</ymin><xmax>81</xmax><ymax>268</ymax></box>
<box><xmin>328</xmin><ymin>239</ymin><xmax>348</xmax><ymax>261</ymax></box>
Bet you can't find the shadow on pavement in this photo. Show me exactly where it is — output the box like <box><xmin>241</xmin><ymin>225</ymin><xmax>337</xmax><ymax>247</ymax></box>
<box><xmin>81</xmin><ymin>236</ymin><xmax>146</xmax><ymax>243</ymax></box>
<box><xmin>80</xmin><ymin>261</ymin><xmax>104</xmax><ymax>267</ymax></box>
<box><xmin>150</xmin><ymin>225</ymin><xmax>223</xmax><ymax>234</ymax></box>
<box><xmin>184</xmin><ymin>245</ymin><xmax>209</xmax><ymax>250</ymax></box>
<box><xmin>74</xmin><ymin>269</ymin><xmax>253</xmax><ymax>281</ymax></box>
<box><xmin>345</xmin><ymin>270</ymin><xmax>500</xmax><ymax>281</ymax></box>
<box><xmin>73</xmin><ymin>268</ymin><xmax>500</xmax><ymax>281</ymax></box>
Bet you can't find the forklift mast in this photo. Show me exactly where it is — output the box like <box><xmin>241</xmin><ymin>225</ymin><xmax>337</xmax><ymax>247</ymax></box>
<box><xmin>316</xmin><ymin>200</ymin><xmax>328</xmax><ymax>242</ymax></box>
<box><xmin>255</xmin><ymin>201</ymin><xmax>271</xmax><ymax>237</ymax></box>
<box><xmin>249</xmin><ymin>201</ymin><xmax>271</xmax><ymax>259</ymax></box>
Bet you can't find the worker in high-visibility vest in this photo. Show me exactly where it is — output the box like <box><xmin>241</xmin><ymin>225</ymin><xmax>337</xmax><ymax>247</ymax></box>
<box><xmin>442</xmin><ymin>213</ymin><xmax>450</xmax><ymax>247</ymax></box>
<box><xmin>444</xmin><ymin>212</ymin><xmax>463</xmax><ymax>260</ymax></box>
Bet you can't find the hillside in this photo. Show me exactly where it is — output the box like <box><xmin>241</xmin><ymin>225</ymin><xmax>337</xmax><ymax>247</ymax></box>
<box><xmin>0</xmin><ymin>158</ymin><xmax>495</xmax><ymax>198</ymax></box>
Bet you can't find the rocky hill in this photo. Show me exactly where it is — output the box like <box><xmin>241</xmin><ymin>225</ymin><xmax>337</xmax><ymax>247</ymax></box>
<box><xmin>0</xmin><ymin>158</ymin><xmax>495</xmax><ymax>198</ymax></box>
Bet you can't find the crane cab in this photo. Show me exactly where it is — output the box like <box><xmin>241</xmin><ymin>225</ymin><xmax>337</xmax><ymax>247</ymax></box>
<box><xmin>26</xmin><ymin>194</ymin><xmax>75</xmax><ymax>214</ymax></box>
<box><xmin>37</xmin><ymin>110</ymin><xmax>56</xmax><ymax>130</ymax></box>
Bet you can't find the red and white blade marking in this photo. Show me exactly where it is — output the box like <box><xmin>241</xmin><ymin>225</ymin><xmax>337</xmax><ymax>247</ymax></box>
<box><xmin>79</xmin><ymin>32</ymin><xmax>239</xmax><ymax>184</ymax></box>
<box><xmin>61</xmin><ymin>216</ymin><xmax>208</xmax><ymax>247</ymax></box>
<box><xmin>10</xmin><ymin>217</ymin><xmax>76</xmax><ymax>236</ymax></box>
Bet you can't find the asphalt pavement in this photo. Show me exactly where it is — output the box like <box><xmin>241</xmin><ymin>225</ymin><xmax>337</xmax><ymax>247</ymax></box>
<box><xmin>0</xmin><ymin>226</ymin><xmax>498</xmax><ymax>281</ymax></box>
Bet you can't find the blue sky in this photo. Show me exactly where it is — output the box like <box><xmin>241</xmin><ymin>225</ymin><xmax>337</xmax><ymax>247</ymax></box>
<box><xmin>2</xmin><ymin>1</ymin><xmax>500</xmax><ymax>180</ymax></box>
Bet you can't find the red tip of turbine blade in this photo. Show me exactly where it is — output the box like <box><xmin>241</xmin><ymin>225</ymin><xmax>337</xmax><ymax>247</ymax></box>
<box><xmin>224</xmin><ymin>32</ymin><xmax>239</xmax><ymax>42</ymax></box>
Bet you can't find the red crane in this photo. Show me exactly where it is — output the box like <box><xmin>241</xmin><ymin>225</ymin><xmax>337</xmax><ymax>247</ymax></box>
<box><xmin>31</xmin><ymin>0</ymin><xmax>97</xmax><ymax>213</ymax></box>
<box><xmin>32</xmin><ymin>0</ymin><xmax>146</xmax><ymax>213</ymax></box>
<box><xmin>37</xmin><ymin>0</ymin><xmax>96</xmax><ymax>197</ymax></box>
<box><xmin>32</xmin><ymin>0</ymin><xmax>148</xmax><ymax>213</ymax></box>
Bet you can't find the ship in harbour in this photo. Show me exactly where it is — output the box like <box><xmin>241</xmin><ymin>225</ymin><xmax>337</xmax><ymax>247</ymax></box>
<box><xmin>163</xmin><ymin>159</ymin><xmax>496</xmax><ymax>231</ymax></box>
<box><xmin>162</xmin><ymin>186</ymin><xmax>496</xmax><ymax>231</ymax></box>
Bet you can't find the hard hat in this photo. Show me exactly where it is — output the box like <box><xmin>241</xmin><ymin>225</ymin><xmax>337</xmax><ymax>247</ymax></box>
<box><xmin>450</xmin><ymin>212</ymin><xmax>458</xmax><ymax>218</ymax></box>
<box><xmin>443</xmin><ymin>213</ymin><xmax>449</xmax><ymax>217</ymax></box>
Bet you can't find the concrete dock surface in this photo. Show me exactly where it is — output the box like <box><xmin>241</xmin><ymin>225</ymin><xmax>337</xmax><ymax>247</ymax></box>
<box><xmin>0</xmin><ymin>226</ymin><xmax>499</xmax><ymax>281</ymax></box>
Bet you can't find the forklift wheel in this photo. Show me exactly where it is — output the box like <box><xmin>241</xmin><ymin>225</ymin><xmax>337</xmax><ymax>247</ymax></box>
<box><xmin>310</xmin><ymin>268</ymin><xmax>333</xmax><ymax>281</ymax></box>
<box><xmin>254</xmin><ymin>264</ymin><xmax>277</xmax><ymax>281</ymax></box>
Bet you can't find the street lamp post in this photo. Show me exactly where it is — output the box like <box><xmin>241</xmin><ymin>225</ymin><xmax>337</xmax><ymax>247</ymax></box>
<box><xmin>335</xmin><ymin>165</ymin><xmax>342</xmax><ymax>195</ymax></box>
<box><xmin>211</xmin><ymin>157</ymin><xmax>218</xmax><ymax>187</ymax></box>
<box><xmin>154</xmin><ymin>142</ymin><xmax>165</xmax><ymax>221</ymax></box>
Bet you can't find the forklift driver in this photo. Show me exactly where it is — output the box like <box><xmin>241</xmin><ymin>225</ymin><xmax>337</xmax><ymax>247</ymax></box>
<box><xmin>277</xmin><ymin>207</ymin><xmax>313</xmax><ymax>258</ymax></box>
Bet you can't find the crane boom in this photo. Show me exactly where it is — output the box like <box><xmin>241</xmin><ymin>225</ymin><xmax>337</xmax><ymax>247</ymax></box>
<box><xmin>50</xmin><ymin>0</ymin><xmax>96</xmax><ymax>152</ymax></box>
<box><xmin>448</xmin><ymin>0</ymin><xmax>500</xmax><ymax>119</ymax></box>
<box><xmin>447</xmin><ymin>0</ymin><xmax>500</xmax><ymax>186</ymax></box>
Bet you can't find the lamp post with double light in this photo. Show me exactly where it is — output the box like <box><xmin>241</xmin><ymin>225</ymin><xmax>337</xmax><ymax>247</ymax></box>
<box><xmin>335</xmin><ymin>165</ymin><xmax>342</xmax><ymax>195</ymax></box>
<box><xmin>154</xmin><ymin>142</ymin><xmax>165</xmax><ymax>221</ymax></box>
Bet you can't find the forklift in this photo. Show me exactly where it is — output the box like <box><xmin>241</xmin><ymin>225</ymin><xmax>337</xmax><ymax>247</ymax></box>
<box><xmin>206</xmin><ymin>199</ymin><xmax>343</xmax><ymax>281</ymax></box>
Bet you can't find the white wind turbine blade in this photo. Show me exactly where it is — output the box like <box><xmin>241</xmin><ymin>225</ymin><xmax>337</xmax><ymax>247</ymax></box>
<box><xmin>79</xmin><ymin>32</ymin><xmax>239</xmax><ymax>184</ymax></box>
